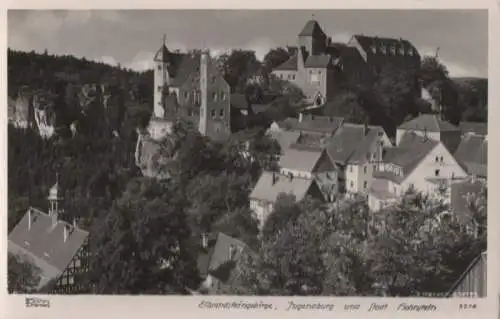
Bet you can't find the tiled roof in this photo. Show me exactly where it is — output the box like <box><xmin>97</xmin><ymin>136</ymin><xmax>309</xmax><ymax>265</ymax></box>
<box><xmin>398</xmin><ymin>114</ymin><xmax>459</xmax><ymax>132</ymax></box>
<box><xmin>349</xmin><ymin>125</ymin><xmax>386</xmax><ymax>164</ymax></box>
<box><xmin>298</xmin><ymin>19</ymin><xmax>326</xmax><ymax>37</ymax></box>
<box><xmin>8</xmin><ymin>208</ymin><xmax>89</xmax><ymax>290</ymax></box>
<box><xmin>352</xmin><ymin>34</ymin><xmax>419</xmax><ymax>56</ymax></box>
<box><xmin>169</xmin><ymin>53</ymin><xmax>201</xmax><ymax>87</ymax></box>
<box><xmin>249</xmin><ymin>171</ymin><xmax>316</xmax><ymax>203</ymax></box>
<box><xmin>268</xmin><ymin>130</ymin><xmax>301</xmax><ymax>152</ymax></box>
<box><xmin>454</xmin><ymin>134</ymin><xmax>487</xmax><ymax>178</ymax></box>
<box><xmin>274</xmin><ymin>54</ymin><xmax>298</xmax><ymax>71</ymax></box>
<box><xmin>304</xmin><ymin>54</ymin><xmax>332</xmax><ymax>68</ymax></box>
<box><xmin>292</xmin><ymin>115</ymin><xmax>344</xmax><ymax>134</ymax></box>
<box><xmin>459</xmin><ymin>121</ymin><xmax>487</xmax><ymax>136</ymax></box>
<box><xmin>279</xmin><ymin>144</ymin><xmax>324</xmax><ymax>173</ymax></box>
<box><xmin>325</xmin><ymin>124</ymin><xmax>367</xmax><ymax>164</ymax></box>
<box><xmin>154</xmin><ymin>44</ymin><xmax>171</xmax><ymax>62</ymax></box>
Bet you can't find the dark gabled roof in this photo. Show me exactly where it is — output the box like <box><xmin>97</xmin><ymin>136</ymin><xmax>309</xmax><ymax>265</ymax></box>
<box><xmin>292</xmin><ymin>115</ymin><xmax>344</xmax><ymax>134</ymax></box>
<box><xmin>349</xmin><ymin>125</ymin><xmax>386</xmax><ymax>164</ymax></box>
<box><xmin>154</xmin><ymin>44</ymin><xmax>171</xmax><ymax>63</ymax></box>
<box><xmin>268</xmin><ymin>130</ymin><xmax>301</xmax><ymax>152</ymax></box>
<box><xmin>454</xmin><ymin>134</ymin><xmax>487</xmax><ymax>178</ymax></box>
<box><xmin>8</xmin><ymin>208</ymin><xmax>89</xmax><ymax>289</ymax></box>
<box><xmin>459</xmin><ymin>121</ymin><xmax>488</xmax><ymax>136</ymax></box>
<box><xmin>279</xmin><ymin>144</ymin><xmax>324</xmax><ymax>173</ymax></box>
<box><xmin>249</xmin><ymin>171</ymin><xmax>316</xmax><ymax>203</ymax></box>
<box><xmin>298</xmin><ymin>20</ymin><xmax>326</xmax><ymax>37</ymax></box>
<box><xmin>169</xmin><ymin>53</ymin><xmax>200</xmax><ymax>87</ymax></box>
<box><xmin>352</xmin><ymin>34</ymin><xmax>419</xmax><ymax>57</ymax></box>
<box><xmin>304</xmin><ymin>54</ymin><xmax>332</xmax><ymax>68</ymax></box>
<box><xmin>398</xmin><ymin>114</ymin><xmax>459</xmax><ymax>132</ymax></box>
<box><xmin>207</xmin><ymin>233</ymin><xmax>249</xmax><ymax>276</ymax></box>
<box><xmin>325</xmin><ymin>124</ymin><xmax>368</xmax><ymax>164</ymax></box>
<box><xmin>274</xmin><ymin>54</ymin><xmax>298</xmax><ymax>71</ymax></box>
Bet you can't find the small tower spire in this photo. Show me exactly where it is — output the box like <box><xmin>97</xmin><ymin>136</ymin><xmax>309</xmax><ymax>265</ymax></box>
<box><xmin>162</xmin><ymin>34</ymin><xmax>166</xmax><ymax>47</ymax></box>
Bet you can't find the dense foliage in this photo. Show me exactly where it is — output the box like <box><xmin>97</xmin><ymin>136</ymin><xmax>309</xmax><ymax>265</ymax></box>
<box><xmin>8</xmin><ymin>253</ymin><xmax>42</xmax><ymax>294</ymax></box>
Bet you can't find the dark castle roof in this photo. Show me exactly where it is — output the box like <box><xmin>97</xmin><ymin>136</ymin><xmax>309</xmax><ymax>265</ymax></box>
<box><xmin>299</xmin><ymin>19</ymin><xmax>326</xmax><ymax>37</ymax></box>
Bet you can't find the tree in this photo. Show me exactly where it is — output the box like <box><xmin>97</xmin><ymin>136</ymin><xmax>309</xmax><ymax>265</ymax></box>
<box><xmin>220</xmin><ymin>50</ymin><xmax>261</xmax><ymax>93</ymax></box>
<box><xmin>89</xmin><ymin>177</ymin><xmax>200</xmax><ymax>294</ymax></box>
<box><xmin>262</xmin><ymin>47</ymin><xmax>291</xmax><ymax>77</ymax></box>
<box><xmin>8</xmin><ymin>253</ymin><xmax>42</xmax><ymax>294</ymax></box>
<box><xmin>322</xmin><ymin>91</ymin><xmax>369</xmax><ymax>124</ymax></box>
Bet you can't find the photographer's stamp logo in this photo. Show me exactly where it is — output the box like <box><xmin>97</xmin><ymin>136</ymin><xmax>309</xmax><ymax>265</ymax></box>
<box><xmin>25</xmin><ymin>297</ymin><xmax>50</xmax><ymax>308</ymax></box>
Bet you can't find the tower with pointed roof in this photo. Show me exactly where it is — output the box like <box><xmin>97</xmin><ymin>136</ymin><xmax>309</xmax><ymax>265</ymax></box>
<box><xmin>153</xmin><ymin>35</ymin><xmax>171</xmax><ymax>119</ymax></box>
<box><xmin>47</xmin><ymin>173</ymin><xmax>63</xmax><ymax>223</ymax></box>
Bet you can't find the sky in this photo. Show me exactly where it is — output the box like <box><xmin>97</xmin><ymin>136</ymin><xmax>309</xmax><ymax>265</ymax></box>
<box><xmin>8</xmin><ymin>9</ymin><xmax>488</xmax><ymax>78</ymax></box>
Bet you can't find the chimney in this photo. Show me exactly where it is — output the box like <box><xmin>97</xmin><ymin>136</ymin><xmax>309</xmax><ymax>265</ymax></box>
<box><xmin>298</xmin><ymin>112</ymin><xmax>303</xmax><ymax>123</ymax></box>
<box><xmin>198</xmin><ymin>50</ymin><xmax>209</xmax><ymax>136</ymax></box>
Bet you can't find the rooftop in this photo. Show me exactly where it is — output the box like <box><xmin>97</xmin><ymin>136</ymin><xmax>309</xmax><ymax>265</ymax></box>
<box><xmin>279</xmin><ymin>144</ymin><xmax>325</xmax><ymax>173</ymax></box>
<box><xmin>454</xmin><ymin>134</ymin><xmax>487</xmax><ymax>178</ymax></box>
<box><xmin>459</xmin><ymin>121</ymin><xmax>487</xmax><ymax>136</ymax></box>
<box><xmin>398</xmin><ymin>114</ymin><xmax>459</xmax><ymax>132</ymax></box>
<box><xmin>8</xmin><ymin>207</ymin><xmax>89</xmax><ymax>290</ymax></box>
<box><xmin>249</xmin><ymin>171</ymin><xmax>317</xmax><ymax>203</ymax></box>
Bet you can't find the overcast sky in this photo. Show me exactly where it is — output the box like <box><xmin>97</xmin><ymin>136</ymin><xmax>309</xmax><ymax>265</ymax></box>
<box><xmin>8</xmin><ymin>10</ymin><xmax>488</xmax><ymax>78</ymax></box>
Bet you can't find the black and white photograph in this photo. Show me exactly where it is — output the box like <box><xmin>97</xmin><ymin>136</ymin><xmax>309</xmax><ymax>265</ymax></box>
<box><xmin>6</xmin><ymin>9</ymin><xmax>488</xmax><ymax>298</ymax></box>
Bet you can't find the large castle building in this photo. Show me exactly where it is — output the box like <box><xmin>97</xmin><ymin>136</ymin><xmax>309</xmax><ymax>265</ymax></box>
<box><xmin>148</xmin><ymin>37</ymin><xmax>232</xmax><ymax>142</ymax></box>
<box><xmin>272</xmin><ymin>19</ymin><xmax>421</xmax><ymax>107</ymax></box>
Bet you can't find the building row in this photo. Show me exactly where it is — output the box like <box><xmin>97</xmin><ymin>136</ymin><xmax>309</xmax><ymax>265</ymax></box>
<box><xmin>249</xmin><ymin>113</ymin><xmax>487</xmax><ymax>228</ymax></box>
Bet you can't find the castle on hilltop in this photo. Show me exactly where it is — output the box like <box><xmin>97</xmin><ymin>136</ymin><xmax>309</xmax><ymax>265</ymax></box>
<box><xmin>147</xmin><ymin>36</ymin><xmax>232</xmax><ymax>142</ymax></box>
<box><xmin>272</xmin><ymin>19</ymin><xmax>422</xmax><ymax>107</ymax></box>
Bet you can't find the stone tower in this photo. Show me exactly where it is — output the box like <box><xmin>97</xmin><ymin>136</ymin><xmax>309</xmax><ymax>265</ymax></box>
<box><xmin>153</xmin><ymin>35</ymin><xmax>171</xmax><ymax>119</ymax></box>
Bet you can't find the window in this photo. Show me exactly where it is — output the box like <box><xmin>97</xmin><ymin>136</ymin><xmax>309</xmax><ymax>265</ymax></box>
<box><xmin>380</xmin><ymin>45</ymin><xmax>387</xmax><ymax>55</ymax></box>
<box><xmin>279</xmin><ymin>74</ymin><xmax>283</xmax><ymax>79</ymax></box>
<box><xmin>212</xmin><ymin>92</ymin><xmax>217</xmax><ymax>102</ymax></box>
<box><xmin>158</xmin><ymin>86</ymin><xmax>162</xmax><ymax>92</ymax></box>
<box><xmin>349</xmin><ymin>166</ymin><xmax>353</xmax><ymax>173</ymax></box>
<box><xmin>221</xmin><ymin>92</ymin><xmax>226</xmax><ymax>101</ymax></box>
<box><xmin>364</xmin><ymin>166</ymin><xmax>367</xmax><ymax>174</ymax></box>
<box><xmin>188</xmin><ymin>110</ymin><xmax>193</xmax><ymax>117</ymax></box>
<box><xmin>364</xmin><ymin>181</ymin><xmax>367</xmax><ymax>189</ymax></box>
<box><xmin>367</xmin><ymin>152</ymin><xmax>371</xmax><ymax>160</ymax></box>
<box><xmin>219</xmin><ymin>109</ymin><xmax>224</xmax><ymax>117</ymax></box>
<box><xmin>440</xmin><ymin>156</ymin><xmax>444</xmax><ymax>162</ymax></box>
<box><xmin>183</xmin><ymin>91</ymin><xmax>189</xmax><ymax>99</ymax></box>
<box><xmin>68</xmin><ymin>276</ymin><xmax>74</xmax><ymax>285</ymax></box>
<box><xmin>399</xmin><ymin>47</ymin><xmax>405</xmax><ymax>55</ymax></box>
<box><xmin>211</xmin><ymin>75</ymin><xmax>216</xmax><ymax>84</ymax></box>
<box><xmin>291</xmin><ymin>74</ymin><xmax>296</xmax><ymax>80</ymax></box>
<box><xmin>435</xmin><ymin>156</ymin><xmax>439</xmax><ymax>162</ymax></box>
<box><xmin>350</xmin><ymin>181</ymin><xmax>354</xmax><ymax>188</ymax></box>
<box><xmin>211</xmin><ymin>109</ymin><xmax>216</xmax><ymax>119</ymax></box>
<box><xmin>435</xmin><ymin>169</ymin><xmax>440</xmax><ymax>177</ymax></box>
<box><xmin>157</xmin><ymin>65</ymin><xmax>162</xmax><ymax>71</ymax></box>
<box><xmin>373</xmin><ymin>165</ymin><xmax>377</xmax><ymax>172</ymax></box>
<box><xmin>408</xmin><ymin>49</ymin><xmax>414</xmax><ymax>56</ymax></box>
<box><xmin>370</xmin><ymin>45</ymin><xmax>376</xmax><ymax>53</ymax></box>
<box><xmin>390</xmin><ymin>46</ymin><xmax>396</xmax><ymax>55</ymax></box>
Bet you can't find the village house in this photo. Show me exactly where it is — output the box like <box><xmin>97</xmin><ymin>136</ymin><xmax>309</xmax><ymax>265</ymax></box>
<box><xmin>453</xmin><ymin>133</ymin><xmax>487</xmax><ymax>180</ymax></box>
<box><xmin>279</xmin><ymin>144</ymin><xmax>338</xmax><ymax>202</ymax></box>
<box><xmin>396</xmin><ymin>113</ymin><xmax>462</xmax><ymax>153</ymax></box>
<box><xmin>249</xmin><ymin>171</ymin><xmax>325</xmax><ymax>228</ymax></box>
<box><xmin>196</xmin><ymin>232</ymin><xmax>253</xmax><ymax>294</ymax></box>
<box><xmin>8</xmin><ymin>178</ymin><xmax>90</xmax><ymax>294</ymax></box>
<box><xmin>272</xmin><ymin>19</ymin><xmax>420</xmax><ymax>107</ymax></box>
<box><xmin>368</xmin><ymin>132</ymin><xmax>468</xmax><ymax>212</ymax></box>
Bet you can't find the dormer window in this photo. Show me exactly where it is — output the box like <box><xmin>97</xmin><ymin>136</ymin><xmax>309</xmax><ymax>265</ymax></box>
<box><xmin>408</xmin><ymin>49</ymin><xmax>414</xmax><ymax>56</ymax></box>
<box><xmin>370</xmin><ymin>45</ymin><xmax>376</xmax><ymax>53</ymax></box>
<box><xmin>157</xmin><ymin>65</ymin><xmax>162</xmax><ymax>71</ymax></box>
<box><xmin>399</xmin><ymin>47</ymin><xmax>405</xmax><ymax>55</ymax></box>
<box><xmin>390</xmin><ymin>46</ymin><xmax>396</xmax><ymax>55</ymax></box>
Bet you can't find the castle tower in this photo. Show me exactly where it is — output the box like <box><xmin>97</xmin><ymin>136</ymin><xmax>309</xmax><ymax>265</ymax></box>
<box><xmin>198</xmin><ymin>50</ymin><xmax>209</xmax><ymax>136</ymax></box>
<box><xmin>153</xmin><ymin>35</ymin><xmax>172</xmax><ymax>119</ymax></box>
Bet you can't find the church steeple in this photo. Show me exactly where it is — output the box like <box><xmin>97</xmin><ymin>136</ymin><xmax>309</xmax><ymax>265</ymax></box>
<box><xmin>48</xmin><ymin>173</ymin><xmax>63</xmax><ymax>226</ymax></box>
